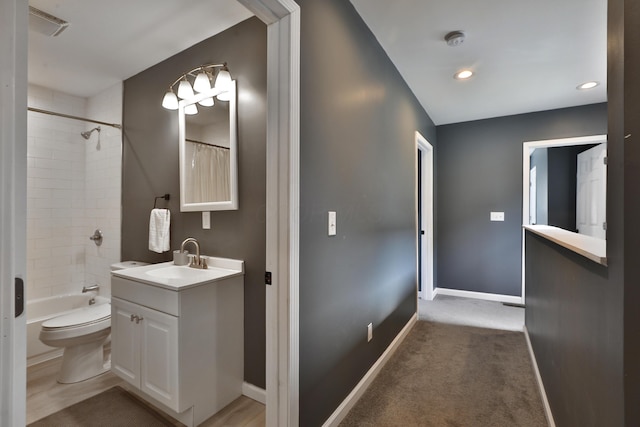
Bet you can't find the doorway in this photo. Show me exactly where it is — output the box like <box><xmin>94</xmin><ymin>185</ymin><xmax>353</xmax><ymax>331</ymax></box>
<box><xmin>1</xmin><ymin>1</ymin><xmax>300</xmax><ymax>426</ymax></box>
<box><xmin>521</xmin><ymin>134</ymin><xmax>607</xmax><ymax>302</ymax></box>
<box><xmin>416</xmin><ymin>132</ymin><xmax>434</xmax><ymax>301</ymax></box>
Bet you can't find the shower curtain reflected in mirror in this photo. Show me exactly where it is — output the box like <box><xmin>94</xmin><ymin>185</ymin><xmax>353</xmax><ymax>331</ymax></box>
<box><xmin>184</xmin><ymin>141</ymin><xmax>231</xmax><ymax>203</ymax></box>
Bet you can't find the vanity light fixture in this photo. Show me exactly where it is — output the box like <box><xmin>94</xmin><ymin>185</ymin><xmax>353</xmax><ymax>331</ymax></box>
<box><xmin>161</xmin><ymin>63</ymin><xmax>233</xmax><ymax>111</ymax></box>
<box><xmin>577</xmin><ymin>81</ymin><xmax>599</xmax><ymax>90</ymax></box>
<box><xmin>454</xmin><ymin>69</ymin><xmax>474</xmax><ymax>80</ymax></box>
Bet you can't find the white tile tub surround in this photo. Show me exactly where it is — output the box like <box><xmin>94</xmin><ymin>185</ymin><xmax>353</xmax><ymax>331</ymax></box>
<box><xmin>84</xmin><ymin>83</ymin><xmax>123</xmax><ymax>298</ymax></box>
<box><xmin>27</xmin><ymin>85</ymin><xmax>87</xmax><ymax>300</ymax></box>
<box><xmin>26</xmin><ymin>83</ymin><xmax>122</xmax><ymax>301</ymax></box>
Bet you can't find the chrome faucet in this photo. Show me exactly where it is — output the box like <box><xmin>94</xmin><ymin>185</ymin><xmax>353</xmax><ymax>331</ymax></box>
<box><xmin>82</xmin><ymin>284</ymin><xmax>100</xmax><ymax>293</ymax></box>
<box><xmin>180</xmin><ymin>237</ymin><xmax>208</xmax><ymax>269</ymax></box>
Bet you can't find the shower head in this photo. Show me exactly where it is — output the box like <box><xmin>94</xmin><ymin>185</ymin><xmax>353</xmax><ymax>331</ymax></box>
<box><xmin>81</xmin><ymin>127</ymin><xmax>101</xmax><ymax>140</ymax></box>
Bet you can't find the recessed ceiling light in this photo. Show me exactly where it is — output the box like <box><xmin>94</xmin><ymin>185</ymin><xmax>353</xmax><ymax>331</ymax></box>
<box><xmin>454</xmin><ymin>70</ymin><xmax>473</xmax><ymax>80</ymax></box>
<box><xmin>577</xmin><ymin>81</ymin><xmax>599</xmax><ymax>90</ymax></box>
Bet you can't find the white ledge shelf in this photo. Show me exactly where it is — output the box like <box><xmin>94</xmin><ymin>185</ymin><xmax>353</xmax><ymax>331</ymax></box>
<box><xmin>523</xmin><ymin>224</ymin><xmax>607</xmax><ymax>266</ymax></box>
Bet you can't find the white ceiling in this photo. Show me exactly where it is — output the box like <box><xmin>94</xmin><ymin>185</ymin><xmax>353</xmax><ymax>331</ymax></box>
<box><xmin>350</xmin><ymin>0</ymin><xmax>608</xmax><ymax>125</ymax></box>
<box><xmin>28</xmin><ymin>1</ymin><xmax>607</xmax><ymax>126</ymax></box>
<box><xmin>28</xmin><ymin>0</ymin><xmax>253</xmax><ymax>98</ymax></box>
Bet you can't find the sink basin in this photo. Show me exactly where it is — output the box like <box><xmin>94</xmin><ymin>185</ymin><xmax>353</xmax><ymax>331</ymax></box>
<box><xmin>146</xmin><ymin>265</ymin><xmax>212</xmax><ymax>280</ymax></box>
<box><xmin>111</xmin><ymin>257</ymin><xmax>244</xmax><ymax>290</ymax></box>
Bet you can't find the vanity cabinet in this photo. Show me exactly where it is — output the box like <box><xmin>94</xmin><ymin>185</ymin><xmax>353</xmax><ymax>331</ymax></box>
<box><xmin>110</xmin><ymin>264</ymin><xmax>244</xmax><ymax>427</ymax></box>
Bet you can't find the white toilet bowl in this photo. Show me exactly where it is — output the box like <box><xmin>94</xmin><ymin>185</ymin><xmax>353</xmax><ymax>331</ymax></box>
<box><xmin>39</xmin><ymin>303</ymin><xmax>111</xmax><ymax>384</ymax></box>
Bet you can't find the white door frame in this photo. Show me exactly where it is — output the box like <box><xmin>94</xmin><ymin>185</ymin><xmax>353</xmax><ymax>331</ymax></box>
<box><xmin>237</xmin><ymin>1</ymin><xmax>300</xmax><ymax>426</ymax></box>
<box><xmin>521</xmin><ymin>134</ymin><xmax>606</xmax><ymax>303</ymax></box>
<box><xmin>3</xmin><ymin>0</ymin><xmax>301</xmax><ymax>426</ymax></box>
<box><xmin>416</xmin><ymin>132</ymin><xmax>434</xmax><ymax>301</ymax></box>
<box><xmin>0</xmin><ymin>1</ymin><xmax>28</xmax><ymax>426</ymax></box>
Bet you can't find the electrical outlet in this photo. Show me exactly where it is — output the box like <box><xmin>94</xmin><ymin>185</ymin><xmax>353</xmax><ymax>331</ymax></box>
<box><xmin>367</xmin><ymin>323</ymin><xmax>373</xmax><ymax>342</ymax></box>
<box><xmin>202</xmin><ymin>211</ymin><xmax>211</xmax><ymax>229</ymax></box>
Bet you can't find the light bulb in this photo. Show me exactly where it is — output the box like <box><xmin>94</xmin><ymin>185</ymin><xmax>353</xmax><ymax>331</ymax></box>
<box><xmin>214</xmin><ymin>68</ymin><xmax>232</xmax><ymax>92</ymax></box>
<box><xmin>162</xmin><ymin>90</ymin><xmax>179</xmax><ymax>110</ymax></box>
<box><xmin>194</xmin><ymin>70</ymin><xmax>212</xmax><ymax>93</ymax></box>
<box><xmin>454</xmin><ymin>69</ymin><xmax>473</xmax><ymax>80</ymax></box>
<box><xmin>198</xmin><ymin>97</ymin><xmax>214</xmax><ymax>107</ymax></box>
<box><xmin>177</xmin><ymin>78</ymin><xmax>195</xmax><ymax>99</ymax></box>
<box><xmin>184</xmin><ymin>104</ymin><xmax>198</xmax><ymax>115</ymax></box>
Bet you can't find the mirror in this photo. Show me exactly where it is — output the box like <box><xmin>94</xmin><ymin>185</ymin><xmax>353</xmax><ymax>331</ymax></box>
<box><xmin>179</xmin><ymin>81</ymin><xmax>238</xmax><ymax>211</ymax></box>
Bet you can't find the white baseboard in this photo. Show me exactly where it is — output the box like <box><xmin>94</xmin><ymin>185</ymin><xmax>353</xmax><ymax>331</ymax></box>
<box><xmin>434</xmin><ymin>287</ymin><xmax>523</xmax><ymax>305</ymax></box>
<box><xmin>322</xmin><ymin>313</ymin><xmax>418</xmax><ymax>427</ymax></box>
<box><xmin>524</xmin><ymin>326</ymin><xmax>555</xmax><ymax>427</ymax></box>
<box><xmin>242</xmin><ymin>382</ymin><xmax>266</xmax><ymax>405</ymax></box>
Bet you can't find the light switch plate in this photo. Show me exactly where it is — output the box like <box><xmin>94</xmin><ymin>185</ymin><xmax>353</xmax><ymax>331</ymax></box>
<box><xmin>490</xmin><ymin>211</ymin><xmax>505</xmax><ymax>221</ymax></box>
<box><xmin>328</xmin><ymin>211</ymin><xmax>337</xmax><ymax>236</ymax></box>
<box><xmin>202</xmin><ymin>211</ymin><xmax>211</xmax><ymax>229</ymax></box>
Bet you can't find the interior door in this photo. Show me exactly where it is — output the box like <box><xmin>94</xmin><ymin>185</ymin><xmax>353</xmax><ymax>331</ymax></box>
<box><xmin>576</xmin><ymin>143</ymin><xmax>607</xmax><ymax>239</ymax></box>
<box><xmin>529</xmin><ymin>166</ymin><xmax>537</xmax><ymax>224</ymax></box>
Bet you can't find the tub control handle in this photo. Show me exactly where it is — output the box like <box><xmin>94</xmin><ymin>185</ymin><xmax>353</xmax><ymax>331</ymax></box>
<box><xmin>89</xmin><ymin>229</ymin><xmax>103</xmax><ymax>246</ymax></box>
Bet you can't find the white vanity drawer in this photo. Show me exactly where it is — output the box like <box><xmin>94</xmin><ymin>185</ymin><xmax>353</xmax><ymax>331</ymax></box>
<box><xmin>111</xmin><ymin>275</ymin><xmax>180</xmax><ymax>316</ymax></box>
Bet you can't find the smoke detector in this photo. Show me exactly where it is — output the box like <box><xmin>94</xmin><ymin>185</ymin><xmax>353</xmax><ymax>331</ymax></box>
<box><xmin>29</xmin><ymin>6</ymin><xmax>69</xmax><ymax>37</ymax></box>
<box><xmin>444</xmin><ymin>31</ymin><xmax>465</xmax><ymax>47</ymax></box>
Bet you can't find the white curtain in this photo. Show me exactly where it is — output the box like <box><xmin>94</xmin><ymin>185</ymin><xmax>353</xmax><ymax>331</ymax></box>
<box><xmin>185</xmin><ymin>142</ymin><xmax>230</xmax><ymax>203</ymax></box>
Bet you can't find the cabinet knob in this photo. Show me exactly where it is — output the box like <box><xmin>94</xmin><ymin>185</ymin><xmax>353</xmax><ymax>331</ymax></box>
<box><xmin>130</xmin><ymin>314</ymin><xmax>136</xmax><ymax>322</ymax></box>
<box><xmin>136</xmin><ymin>316</ymin><xmax>144</xmax><ymax>324</ymax></box>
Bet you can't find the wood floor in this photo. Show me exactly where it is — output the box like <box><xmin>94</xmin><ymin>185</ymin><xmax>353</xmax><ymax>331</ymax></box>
<box><xmin>27</xmin><ymin>356</ymin><xmax>265</xmax><ymax>426</ymax></box>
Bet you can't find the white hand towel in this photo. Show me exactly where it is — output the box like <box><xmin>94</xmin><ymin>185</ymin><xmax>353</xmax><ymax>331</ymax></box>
<box><xmin>149</xmin><ymin>208</ymin><xmax>170</xmax><ymax>253</ymax></box>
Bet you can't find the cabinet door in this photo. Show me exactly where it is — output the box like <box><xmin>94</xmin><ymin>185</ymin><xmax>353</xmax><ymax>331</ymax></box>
<box><xmin>138</xmin><ymin>305</ymin><xmax>180</xmax><ymax>411</ymax></box>
<box><xmin>111</xmin><ymin>298</ymin><xmax>140</xmax><ymax>386</ymax></box>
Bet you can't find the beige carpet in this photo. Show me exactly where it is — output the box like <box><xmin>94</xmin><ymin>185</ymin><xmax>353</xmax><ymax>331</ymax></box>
<box><xmin>340</xmin><ymin>321</ymin><xmax>547</xmax><ymax>427</ymax></box>
<box><xmin>28</xmin><ymin>386</ymin><xmax>180</xmax><ymax>427</ymax></box>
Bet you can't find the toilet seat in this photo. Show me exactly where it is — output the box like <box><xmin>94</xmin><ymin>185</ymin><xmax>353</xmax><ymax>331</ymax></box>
<box><xmin>42</xmin><ymin>303</ymin><xmax>111</xmax><ymax>330</ymax></box>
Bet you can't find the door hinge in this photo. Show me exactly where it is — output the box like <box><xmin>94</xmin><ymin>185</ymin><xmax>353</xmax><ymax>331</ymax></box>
<box><xmin>603</xmin><ymin>222</ymin><xmax>607</xmax><ymax>231</ymax></box>
<box><xmin>604</xmin><ymin>156</ymin><xmax>608</xmax><ymax>165</ymax></box>
<box><xmin>265</xmin><ymin>271</ymin><xmax>272</xmax><ymax>286</ymax></box>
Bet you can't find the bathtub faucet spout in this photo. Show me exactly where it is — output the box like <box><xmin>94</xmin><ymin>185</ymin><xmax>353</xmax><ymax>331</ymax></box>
<box><xmin>82</xmin><ymin>284</ymin><xmax>100</xmax><ymax>293</ymax></box>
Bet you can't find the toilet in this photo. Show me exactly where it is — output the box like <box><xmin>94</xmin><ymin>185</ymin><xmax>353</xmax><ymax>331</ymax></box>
<box><xmin>39</xmin><ymin>261</ymin><xmax>148</xmax><ymax>384</ymax></box>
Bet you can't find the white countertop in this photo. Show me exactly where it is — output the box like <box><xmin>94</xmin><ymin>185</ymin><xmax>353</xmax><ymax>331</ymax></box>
<box><xmin>111</xmin><ymin>257</ymin><xmax>244</xmax><ymax>290</ymax></box>
<box><xmin>523</xmin><ymin>225</ymin><xmax>607</xmax><ymax>266</ymax></box>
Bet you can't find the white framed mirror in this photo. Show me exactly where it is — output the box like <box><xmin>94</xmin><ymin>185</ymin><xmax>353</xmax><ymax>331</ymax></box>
<box><xmin>178</xmin><ymin>81</ymin><xmax>238</xmax><ymax>211</ymax></box>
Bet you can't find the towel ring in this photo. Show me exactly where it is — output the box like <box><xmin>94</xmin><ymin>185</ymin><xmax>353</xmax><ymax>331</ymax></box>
<box><xmin>154</xmin><ymin>194</ymin><xmax>170</xmax><ymax>209</ymax></box>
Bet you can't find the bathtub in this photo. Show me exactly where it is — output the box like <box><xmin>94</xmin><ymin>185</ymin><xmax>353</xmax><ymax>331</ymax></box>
<box><xmin>26</xmin><ymin>293</ymin><xmax>109</xmax><ymax>366</ymax></box>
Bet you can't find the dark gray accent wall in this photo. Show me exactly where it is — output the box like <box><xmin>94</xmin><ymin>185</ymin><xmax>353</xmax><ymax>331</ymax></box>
<box><xmin>436</xmin><ymin>103</ymin><xmax>607</xmax><ymax>296</ymax></box>
<box><xmin>296</xmin><ymin>1</ymin><xmax>436</xmax><ymax>425</ymax></box>
<box><xmin>121</xmin><ymin>18</ymin><xmax>267</xmax><ymax>388</ymax></box>
<box><xmin>547</xmin><ymin>145</ymin><xmax>596</xmax><ymax>231</ymax></box>
<box><xmin>526</xmin><ymin>0</ymin><xmax>640</xmax><ymax>425</ymax></box>
<box><xmin>525</xmin><ymin>232</ymin><xmax>622</xmax><ymax>425</ymax></box>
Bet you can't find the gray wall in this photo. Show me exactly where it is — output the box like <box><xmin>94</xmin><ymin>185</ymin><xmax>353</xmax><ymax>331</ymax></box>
<box><xmin>526</xmin><ymin>0</ymin><xmax>640</xmax><ymax>424</ymax></box>
<box><xmin>436</xmin><ymin>103</ymin><xmax>607</xmax><ymax>297</ymax></box>
<box><xmin>296</xmin><ymin>0</ymin><xmax>436</xmax><ymax>425</ymax></box>
<box><xmin>121</xmin><ymin>18</ymin><xmax>267</xmax><ymax>388</ymax></box>
<box><xmin>547</xmin><ymin>145</ymin><xmax>596</xmax><ymax>231</ymax></box>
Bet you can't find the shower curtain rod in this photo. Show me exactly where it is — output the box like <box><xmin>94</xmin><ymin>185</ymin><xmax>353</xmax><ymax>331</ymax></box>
<box><xmin>28</xmin><ymin>107</ymin><xmax>122</xmax><ymax>129</ymax></box>
<box><xmin>186</xmin><ymin>138</ymin><xmax>230</xmax><ymax>150</ymax></box>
